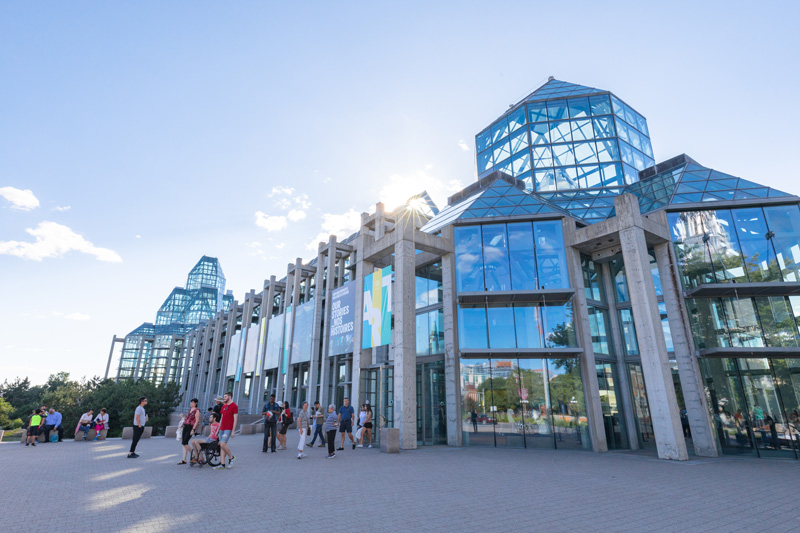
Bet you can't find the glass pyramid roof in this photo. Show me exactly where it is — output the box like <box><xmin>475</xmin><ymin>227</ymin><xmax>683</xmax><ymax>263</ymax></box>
<box><xmin>523</xmin><ymin>79</ymin><xmax>606</xmax><ymax>103</ymax></box>
<box><xmin>421</xmin><ymin>156</ymin><xmax>797</xmax><ymax>232</ymax></box>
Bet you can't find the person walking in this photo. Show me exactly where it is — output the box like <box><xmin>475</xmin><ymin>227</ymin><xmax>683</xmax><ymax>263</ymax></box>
<box><xmin>324</xmin><ymin>404</ymin><xmax>338</xmax><ymax>459</ymax></box>
<box><xmin>214</xmin><ymin>392</ymin><xmax>238</xmax><ymax>470</ymax></box>
<box><xmin>178</xmin><ymin>398</ymin><xmax>201</xmax><ymax>465</ymax></box>
<box><xmin>213</xmin><ymin>396</ymin><xmax>223</xmax><ymax>417</ymax></box>
<box><xmin>359</xmin><ymin>404</ymin><xmax>374</xmax><ymax>448</ymax></box>
<box><xmin>43</xmin><ymin>408</ymin><xmax>63</xmax><ymax>443</ymax></box>
<box><xmin>128</xmin><ymin>397</ymin><xmax>147</xmax><ymax>458</ymax></box>
<box><xmin>93</xmin><ymin>408</ymin><xmax>109</xmax><ymax>440</ymax></box>
<box><xmin>308</xmin><ymin>401</ymin><xmax>326</xmax><ymax>448</ymax></box>
<box><xmin>278</xmin><ymin>402</ymin><xmax>292</xmax><ymax>450</ymax></box>
<box><xmin>26</xmin><ymin>409</ymin><xmax>43</xmax><ymax>446</ymax></box>
<box><xmin>262</xmin><ymin>394</ymin><xmax>281</xmax><ymax>453</ymax></box>
<box><xmin>337</xmin><ymin>397</ymin><xmax>356</xmax><ymax>451</ymax></box>
<box><xmin>296</xmin><ymin>401</ymin><xmax>311</xmax><ymax>459</ymax></box>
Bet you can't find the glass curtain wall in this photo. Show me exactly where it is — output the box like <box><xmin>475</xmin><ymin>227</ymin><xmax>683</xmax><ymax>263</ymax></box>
<box><xmin>460</xmin><ymin>358</ymin><xmax>588</xmax><ymax>450</ymax></box>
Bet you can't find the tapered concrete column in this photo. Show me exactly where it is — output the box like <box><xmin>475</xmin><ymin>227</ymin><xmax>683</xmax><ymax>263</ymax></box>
<box><xmin>619</xmin><ymin>226</ymin><xmax>688</xmax><ymax>460</ymax></box>
<box><xmin>394</xmin><ymin>236</ymin><xmax>418</xmax><ymax>449</ymax></box>
<box><xmin>318</xmin><ymin>238</ymin><xmax>340</xmax><ymax>407</ymax></box>
<box><xmin>440</xmin><ymin>226</ymin><xmax>461</xmax><ymax>446</ymax></box>
<box><xmin>351</xmin><ymin>230</ymin><xmax>371</xmax><ymax>410</ymax></box>
<box><xmin>307</xmin><ymin>244</ymin><xmax>327</xmax><ymax>405</ymax></box>
<box><xmin>655</xmin><ymin>242</ymin><xmax>719</xmax><ymax>457</ymax></box>
<box><xmin>563</xmin><ymin>235</ymin><xmax>608</xmax><ymax>453</ymax></box>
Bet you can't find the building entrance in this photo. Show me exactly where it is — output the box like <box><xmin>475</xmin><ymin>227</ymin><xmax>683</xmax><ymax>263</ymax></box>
<box><xmin>417</xmin><ymin>361</ymin><xmax>447</xmax><ymax>446</ymax></box>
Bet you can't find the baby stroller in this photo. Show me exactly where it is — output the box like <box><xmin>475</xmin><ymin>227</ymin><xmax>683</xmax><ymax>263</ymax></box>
<box><xmin>190</xmin><ymin>439</ymin><xmax>221</xmax><ymax>468</ymax></box>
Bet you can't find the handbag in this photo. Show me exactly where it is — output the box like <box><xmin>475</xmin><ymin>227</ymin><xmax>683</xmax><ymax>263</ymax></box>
<box><xmin>176</xmin><ymin>416</ymin><xmax>185</xmax><ymax>441</ymax></box>
<box><xmin>354</xmin><ymin>426</ymin><xmax>363</xmax><ymax>440</ymax></box>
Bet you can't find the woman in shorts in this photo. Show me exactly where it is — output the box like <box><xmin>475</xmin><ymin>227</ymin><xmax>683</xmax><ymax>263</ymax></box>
<box><xmin>278</xmin><ymin>402</ymin><xmax>291</xmax><ymax>450</ymax></box>
<box><xmin>178</xmin><ymin>398</ymin><xmax>201</xmax><ymax>465</ymax></box>
<box><xmin>191</xmin><ymin>412</ymin><xmax>220</xmax><ymax>464</ymax></box>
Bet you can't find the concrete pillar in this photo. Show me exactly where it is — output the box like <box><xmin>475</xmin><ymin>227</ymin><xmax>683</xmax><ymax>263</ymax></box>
<box><xmin>351</xmin><ymin>226</ymin><xmax>371</xmax><ymax>412</ymax></box>
<box><xmin>440</xmin><ymin>226</ymin><xmax>461</xmax><ymax>446</ymax></box>
<box><xmin>563</xmin><ymin>235</ymin><xmax>609</xmax><ymax>453</ymax></box>
<box><xmin>308</xmin><ymin>243</ymin><xmax>327</xmax><ymax>405</ymax></box>
<box><xmin>276</xmin><ymin>265</ymin><xmax>295</xmax><ymax>402</ymax></box>
<box><xmin>600</xmin><ymin>264</ymin><xmax>640</xmax><ymax>451</ymax></box>
<box><xmin>655</xmin><ymin>242</ymin><xmax>719</xmax><ymax>457</ymax></box>
<box><xmin>394</xmin><ymin>233</ymin><xmax>418</xmax><ymax>450</ymax></box>
<box><xmin>619</xmin><ymin>226</ymin><xmax>688</xmax><ymax>460</ymax></box>
<box><xmin>319</xmin><ymin>238</ymin><xmax>340</xmax><ymax>407</ymax></box>
<box><xmin>105</xmin><ymin>336</ymin><xmax>118</xmax><ymax>380</ymax></box>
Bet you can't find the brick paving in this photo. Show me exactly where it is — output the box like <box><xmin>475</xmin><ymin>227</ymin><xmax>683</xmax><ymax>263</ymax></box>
<box><xmin>1</xmin><ymin>434</ymin><xmax>798</xmax><ymax>532</ymax></box>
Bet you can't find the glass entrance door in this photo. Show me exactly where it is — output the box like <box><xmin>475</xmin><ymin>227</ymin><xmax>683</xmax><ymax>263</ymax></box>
<box><xmin>416</xmin><ymin>361</ymin><xmax>447</xmax><ymax>446</ymax></box>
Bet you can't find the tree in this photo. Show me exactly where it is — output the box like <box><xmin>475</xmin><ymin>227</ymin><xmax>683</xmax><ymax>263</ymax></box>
<box><xmin>0</xmin><ymin>397</ymin><xmax>14</xmax><ymax>429</ymax></box>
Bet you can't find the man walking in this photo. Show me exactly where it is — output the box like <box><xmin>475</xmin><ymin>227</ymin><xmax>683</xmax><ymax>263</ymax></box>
<box><xmin>44</xmin><ymin>408</ymin><xmax>63</xmax><ymax>442</ymax></box>
<box><xmin>296</xmin><ymin>401</ymin><xmax>310</xmax><ymax>459</ymax></box>
<box><xmin>308</xmin><ymin>401</ymin><xmax>326</xmax><ymax>448</ymax></box>
<box><xmin>128</xmin><ymin>397</ymin><xmax>147</xmax><ymax>459</ymax></box>
<box><xmin>337</xmin><ymin>397</ymin><xmax>356</xmax><ymax>451</ymax></box>
<box><xmin>215</xmin><ymin>391</ymin><xmax>238</xmax><ymax>470</ymax></box>
<box><xmin>262</xmin><ymin>394</ymin><xmax>280</xmax><ymax>453</ymax></box>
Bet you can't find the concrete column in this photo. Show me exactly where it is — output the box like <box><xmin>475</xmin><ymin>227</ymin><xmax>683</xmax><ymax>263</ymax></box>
<box><xmin>599</xmin><ymin>264</ymin><xmax>640</xmax><ymax>451</ymax></box>
<box><xmin>276</xmin><ymin>266</ymin><xmax>295</xmax><ymax>402</ymax></box>
<box><xmin>655</xmin><ymin>242</ymin><xmax>719</xmax><ymax>457</ymax></box>
<box><xmin>308</xmin><ymin>243</ymin><xmax>327</xmax><ymax>405</ymax></box>
<box><xmin>619</xmin><ymin>226</ymin><xmax>688</xmax><ymax>460</ymax></box>
<box><xmin>351</xmin><ymin>228</ymin><xmax>371</xmax><ymax>411</ymax></box>
<box><xmin>105</xmin><ymin>336</ymin><xmax>118</xmax><ymax>380</ymax></box>
<box><xmin>318</xmin><ymin>238</ymin><xmax>340</xmax><ymax>407</ymax></box>
<box><xmin>564</xmin><ymin>237</ymin><xmax>609</xmax><ymax>453</ymax></box>
<box><xmin>394</xmin><ymin>234</ymin><xmax>418</xmax><ymax>450</ymax></box>
<box><xmin>440</xmin><ymin>226</ymin><xmax>461</xmax><ymax>446</ymax></box>
<box><xmin>132</xmin><ymin>338</ymin><xmax>145</xmax><ymax>382</ymax></box>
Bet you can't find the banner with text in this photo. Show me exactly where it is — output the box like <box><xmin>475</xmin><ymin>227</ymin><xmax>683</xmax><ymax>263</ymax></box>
<box><xmin>328</xmin><ymin>281</ymin><xmax>355</xmax><ymax>356</ymax></box>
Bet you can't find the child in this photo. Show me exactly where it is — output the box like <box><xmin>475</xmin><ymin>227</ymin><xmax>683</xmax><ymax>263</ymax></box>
<box><xmin>26</xmin><ymin>409</ymin><xmax>43</xmax><ymax>447</ymax></box>
<box><xmin>191</xmin><ymin>412</ymin><xmax>220</xmax><ymax>464</ymax></box>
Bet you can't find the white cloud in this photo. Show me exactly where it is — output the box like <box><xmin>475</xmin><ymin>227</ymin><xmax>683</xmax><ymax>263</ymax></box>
<box><xmin>64</xmin><ymin>312</ymin><xmax>90</xmax><ymax>321</ymax></box>
<box><xmin>0</xmin><ymin>221</ymin><xmax>122</xmax><ymax>262</ymax></box>
<box><xmin>135</xmin><ymin>234</ymin><xmax>141</xmax><ymax>239</ymax></box>
<box><xmin>274</xmin><ymin>198</ymin><xmax>292</xmax><ymax>210</ymax></box>
<box><xmin>275</xmin><ymin>242</ymin><xmax>285</xmax><ymax>249</ymax></box>
<box><xmin>378</xmin><ymin>169</ymin><xmax>464</xmax><ymax>211</ymax></box>
<box><xmin>458</xmin><ymin>140</ymin><xmax>470</xmax><ymax>151</ymax></box>
<box><xmin>294</xmin><ymin>194</ymin><xmax>311</xmax><ymax>209</ymax></box>
<box><xmin>287</xmin><ymin>209</ymin><xmax>306</xmax><ymax>222</ymax></box>
<box><xmin>0</xmin><ymin>186</ymin><xmax>40</xmax><ymax>210</ymax></box>
<box><xmin>53</xmin><ymin>205</ymin><xmax>71</xmax><ymax>212</ymax></box>
<box><xmin>306</xmin><ymin>208</ymin><xmax>362</xmax><ymax>250</ymax></box>
<box><xmin>255</xmin><ymin>211</ymin><xmax>287</xmax><ymax>232</ymax></box>
<box><xmin>269</xmin><ymin>186</ymin><xmax>295</xmax><ymax>197</ymax></box>
<box><xmin>245</xmin><ymin>241</ymin><xmax>262</xmax><ymax>248</ymax></box>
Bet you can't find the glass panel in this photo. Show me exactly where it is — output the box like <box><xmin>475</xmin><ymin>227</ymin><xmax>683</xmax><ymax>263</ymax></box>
<box><xmin>457</xmin><ymin>306</ymin><xmax>488</xmax><ymax>349</ymax></box>
<box><xmin>532</xmin><ymin>146</ymin><xmax>552</xmax><ymax>169</ymax></box>
<box><xmin>477</xmin><ymin>150</ymin><xmax>493</xmax><ymax>174</ymax></box>
<box><xmin>534</xmin><ymin>169</ymin><xmax>556</xmax><ymax>192</ymax></box>
<box><xmin>518</xmin><ymin>359</ymin><xmax>553</xmax><ymax>449</ymax></box>
<box><xmin>618</xmin><ymin>309</ymin><xmax>639</xmax><ymax>355</ymax></box>
<box><xmin>430</xmin><ymin>309</ymin><xmax>445</xmax><ymax>354</ymax></box>
<box><xmin>596</xmin><ymin>362</ymin><xmax>629</xmax><ymax>449</ymax></box>
<box><xmin>763</xmin><ymin>204</ymin><xmax>800</xmax><ymax>282</ymax></box>
<box><xmin>658</xmin><ymin>302</ymin><xmax>673</xmax><ymax>352</ymax></box>
<box><xmin>549</xmin><ymin>121</ymin><xmax>572</xmax><ymax>144</ymax></box>
<box><xmin>701</xmin><ymin>358</ymin><xmax>755</xmax><ymax>455</ymax></box>
<box><xmin>706</xmin><ymin>209</ymin><xmax>748</xmax><ymax>283</ymax></box>
<box><xmin>547</xmin><ymin>359</ymin><xmax>588</xmax><ymax>449</ymax></box>
<box><xmin>722</xmin><ymin>297</ymin><xmax>764</xmax><ymax>347</ymax></box>
<box><xmin>609</xmin><ymin>257</ymin><xmax>629</xmax><ymax>303</ymax></box>
<box><xmin>491</xmin><ymin>359</ymin><xmax>526</xmax><ymax>448</ymax></box>
<box><xmin>668</xmin><ymin>211</ymin><xmax>716</xmax><ymax>288</ymax></box>
<box><xmin>571</xmin><ymin>119</ymin><xmax>594</xmax><ymax>141</ymax></box>
<box><xmin>573</xmin><ymin>141</ymin><xmax>597</xmax><ymax>165</ymax></box>
<box><xmin>589</xmin><ymin>94</ymin><xmax>611</xmax><ymax>116</ymax></box>
<box><xmin>755</xmin><ymin>296</ymin><xmax>799</xmax><ymax>347</ymax></box>
<box><xmin>507</xmin><ymin>107</ymin><xmax>526</xmax><ymax>133</ymax></box>
<box><xmin>487</xmin><ymin>305</ymin><xmax>516</xmax><ymax>349</ymax></box>
<box><xmin>527</xmin><ymin>102</ymin><xmax>548</xmax><ymax>123</ymax></box>
<box><xmin>476</xmin><ymin>129</ymin><xmax>491</xmax><ymax>152</ymax></box>
<box><xmin>568</xmin><ymin>96</ymin><xmax>591</xmax><ymax>119</ymax></box>
<box><xmin>509</xmin><ymin>128</ymin><xmax>529</xmax><ymax>154</ymax></box>
<box><xmin>415</xmin><ymin>276</ymin><xmax>429</xmax><ymax>309</ymax></box>
<box><xmin>686</xmin><ymin>297</ymin><xmax>729</xmax><ymax>350</ymax></box>
<box><xmin>648</xmin><ymin>248</ymin><xmax>663</xmax><ymax>297</ymax></box>
<box><xmin>601</xmin><ymin>162</ymin><xmax>624</xmax><ymax>187</ymax></box>
<box><xmin>587</xmin><ymin>306</ymin><xmax>611</xmax><ymax>355</ymax></box>
<box><xmin>555</xmin><ymin>167</ymin><xmax>577</xmax><ymax>190</ymax></box>
<box><xmin>492</xmin><ymin>139</ymin><xmax>510</xmax><ymax>164</ymax></box>
<box><xmin>581</xmin><ymin>255</ymin><xmax>605</xmax><ymax>301</ymax></box>
<box><xmin>543</xmin><ymin>303</ymin><xmax>576</xmax><ymax>348</ymax></box>
<box><xmin>546</xmin><ymin>99</ymin><xmax>568</xmax><ymax>121</ymax></box>
<box><xmin>740</xmin><ymin>358</ymin><xmax>791</xmax><ymax>455</ymax></box>
<box><xmin>454</xmin><ymin>226</ymin><xmax>484</xmax><ymax>292</ymax></box>
<box><xmin>511</xmin><ymin>151</ymin><xmax>531</xmax><ymax>177</ymax></box>
<box><xmin>731</xmin><ymin>207</ymin><xmax>781</xmax><ymax>282</ymax></box>
<box><xmin>592</xmin><ymin>116</ymin><xmax>615</xmax><ymax>138</ymax></box>
<box><xmin>534</xmin><ymin>220</ymin><xmax>568</xmax><ymax>289</ymax></box>
<box><xmin>628</xmin><ymin>363</ymin><xmax>656</xmax><ymax>449</ymax></box>
<box><xmin>514</xmin><ymin>305</ymin><xmax>542</xmax><ymax>348</ymax></box>
<box><xmin>578</xmin><ymin>165</ymin><xmax>602</xmax><ymax>188</ymax></box>
<box><xmin>530</xmin><ymin>122</ymin><xmax>550</xmax><ymax>145</ymax></box>
<box><xmin>460</xmin><ymin>359</ymin><xmax>495</xmax><ymax>446</ymax></box>
<box><xmin>771</xmin><ymin>359</ymin><xmax>800</xmax><ymax>453</ymax></box>
<box><xmin>416</xmin><ymin>313</ymin><xmax>429</xmax><ymax>356</ymax></box>
<box><xmin>491</xmin><ymin>119</ymin><xmax>508</xmax><ymax>144</ymax></box>
<box><xmin>482</xmin><ymin>223</ymin><xmax>511</xmax><ymax>291</ymax></box>
<box><xmin>507</xmin><ymin>222</ymin><xmax>537</xmax><ymax>290</ymax></box>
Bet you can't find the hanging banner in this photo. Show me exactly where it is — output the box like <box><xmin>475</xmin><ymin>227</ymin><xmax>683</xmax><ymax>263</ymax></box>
<box><xmin>282</xmin><ymin>305</ymin><xmax>293</xmax><ymax>374</ymax></box>
<box><xmin>291</xmin><ymin>299</ymin><xmax>314</xmax><ymax>364</ymax></box>
<box><xmin>329</xmin><ymin>281</ymin><xmax>355</xmax><ymax>356</ymax></box>
<box><xmin>243</xmin><ymin>324</ymin><xmax>259</xmax><ymax>375</ymax></box>
<box><xmin>227</xmin><ymin>331</ymin><xmax>241</xmax><ymax>378</ymax></box>
<box><xmin>362</xmin><ymin>266</ymin><xmax>392</xmax><ymax>348</ymax></box>
<box><xmin>255</xmin><ymin>316</ymin><xmax>267</xmax><ymax>377</ymax></box>
<box><xmin>264</xmin><ymin>313</ymin><xmax>284</xmax><ymax>371</ymax></box>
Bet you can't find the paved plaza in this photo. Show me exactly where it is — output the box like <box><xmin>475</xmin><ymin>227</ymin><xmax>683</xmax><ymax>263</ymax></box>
<box><xmin>1</xmin><ymin>434</ymin><xmax>798</xmax><ymax>532</ymax></box>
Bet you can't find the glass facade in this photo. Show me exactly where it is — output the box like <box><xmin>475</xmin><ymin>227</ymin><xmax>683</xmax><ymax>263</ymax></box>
<box><xmin>476</xmin><ymin>80</ymin><xmax>654</xmax><ymax>192</ymax></box>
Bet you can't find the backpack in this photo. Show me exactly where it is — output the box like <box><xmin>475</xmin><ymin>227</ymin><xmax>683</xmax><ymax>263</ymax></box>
<box><xmin>283</xmin><ymin>411</ymin><xmax>293</xmax><ymax>426</ymax></box>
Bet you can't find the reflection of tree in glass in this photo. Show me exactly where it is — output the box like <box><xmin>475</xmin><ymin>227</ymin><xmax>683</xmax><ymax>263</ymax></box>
<box><xmin>547</xmin><ymin>321</ymin><xmax>576</xmax><ymax>348</ymax></box>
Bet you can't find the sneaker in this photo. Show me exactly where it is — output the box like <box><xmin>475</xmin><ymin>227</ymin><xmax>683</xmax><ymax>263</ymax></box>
<box><xmin>318</xmin><ymin>443</ymin><xmax>325</xmax><ymax>447</ymax></box>
<box><xmin>228</xmin><ymin>456</ymin><xmax>236</xmax><ymax>468</ymax></box>
<box><xmin>127</xmin><ymin>453</ymin><xmax>136</xmax><ymax>458</ymax></box>
<box><xmin>326</xmin><ymin>454</ymin><xmax>335</xmax><ymax>459</ymax></box>
<box><xmin>337</xmin><ymin>447</ymin><xmax>344</xmax><ymax>451</ymax></box>
<box><xmin>352</xmin><ymin>443</ymin><xmax>356</xmax><ymax>450</ymax></box>
<box><xmin>306</xmin><ymin>443</ymin><xmax>313</xmax><ymax>447</ymax></box>
<box><xmin>25</xmin><ymin>443</ymin><xmax>29</xmax><ymax>447</ymax></box>
<box><xmin>356</xmin><ymin>444</ymin><xmax>363</xmax><ymax>448</ymax></box>
<box><xmin>32</xmin><ymin>442</ymin><xmax>36</xmax><ymax>447</ymax></box>
<box><xmin>300</xmin><ymin>452</ymin><xmax>307</xmax><ymax>458</ymax></box>
<box><xmin>368</xmin><ymin>444</ymin><xmax>373</xmax><ymax>448</ymax></box>
<box><xmin>297</xmin><ymin>453</ymin><xmax>302</xmax><ymax>459</ymax></box>
<box><xmin>212</xmin><ymin>465</ymin><xmax>225</xmax><ymax>470</ymax></box>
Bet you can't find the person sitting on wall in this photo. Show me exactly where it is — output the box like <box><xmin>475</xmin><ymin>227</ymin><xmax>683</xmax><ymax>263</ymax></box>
<box><xmin>43</xmin><ymin>408</ymin><xmax>63</xmax><ymax>443</ymax></box>
<box><xmin>93</xmin><ymin>408</ymin><xmax>109</xmax><ymax>440</ymax></box>
<box><xmin>76</xmin><ymin>409</ymin><xmax>94</xmax><ymax>441</ymax></box>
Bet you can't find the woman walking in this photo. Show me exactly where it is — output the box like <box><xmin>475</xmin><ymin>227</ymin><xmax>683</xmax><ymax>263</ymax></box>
<box><xmin>178</xmin><ymin>398</ymin><xmax>201</xmax><ymax>465</ymax></box>
<box><xmin>278</xmin><ymin>402</ymin><xmax>292</xmax><ymax>450</ymax></box>
<box><xmin>325</xmin><ymin>404</ymin><xmax>338</xmax><ymax>458</ymax></box>
<box><xmin>359</xmin><ymin>404</ymin><xmax>374</xmax><ymax>448</ymax></box>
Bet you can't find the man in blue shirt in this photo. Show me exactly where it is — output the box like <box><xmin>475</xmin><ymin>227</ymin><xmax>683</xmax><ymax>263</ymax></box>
<box><xmin>337</xmin><ymin>397</ymin><xmax>356</xmax><ymax>450</ymax></box>
<box><xmin>44</xmin><ymin>408</ymin><xmax>63</xmax><ymax>442</ymax></box>
<box><xmin>262</xmin><ymin>394</ymin><xmax>281</xmax><ymax>453</ymax></box>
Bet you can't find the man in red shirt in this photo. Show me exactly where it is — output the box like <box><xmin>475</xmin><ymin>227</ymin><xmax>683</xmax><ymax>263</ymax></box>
<box><xmin>214</xmin><ymin>391</ymin><xmax>238</xmax><ymax>470</ymax></box>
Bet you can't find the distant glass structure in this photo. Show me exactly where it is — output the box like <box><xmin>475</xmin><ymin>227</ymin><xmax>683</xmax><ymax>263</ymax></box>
<box><xmin>476</xmin><ymin>78</ymin><xmax>654</xmax><ymax>193</ymax></box>
<box><xmin>115</xmin><ymin>256</ymin><xmax>232</xmax><ymax>384</ymax></box>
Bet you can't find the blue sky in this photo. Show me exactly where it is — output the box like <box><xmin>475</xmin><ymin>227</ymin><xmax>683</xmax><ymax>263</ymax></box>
<box><xmin>1</xmin><ymin>2</ymin><xmax>798</xmax><ymax>385</ymax></box>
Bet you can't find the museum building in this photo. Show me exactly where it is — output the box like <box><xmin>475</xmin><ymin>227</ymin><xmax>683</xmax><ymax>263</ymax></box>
<box><xmin>118</xmin><ymin>79</ymin><xmax>800</xmax><ymax>460</ymax></box>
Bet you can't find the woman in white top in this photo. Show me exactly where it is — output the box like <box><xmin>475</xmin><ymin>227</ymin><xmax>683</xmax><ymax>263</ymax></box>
<box><xmin>93</xmin><ymin>408</ymin><xmax>109</xmax><ymax>440</ymax></box>
<box><xmin>357</xmin><ymin>404</ymin><xmax>373</xmax><ymax>448</ymax></box>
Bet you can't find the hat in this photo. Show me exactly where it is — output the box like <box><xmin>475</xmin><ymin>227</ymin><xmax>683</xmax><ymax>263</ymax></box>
<box><xmin>214</xmin><ymin>396</ymin><xmax>223</xmax><ymax>402</ymax></box>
